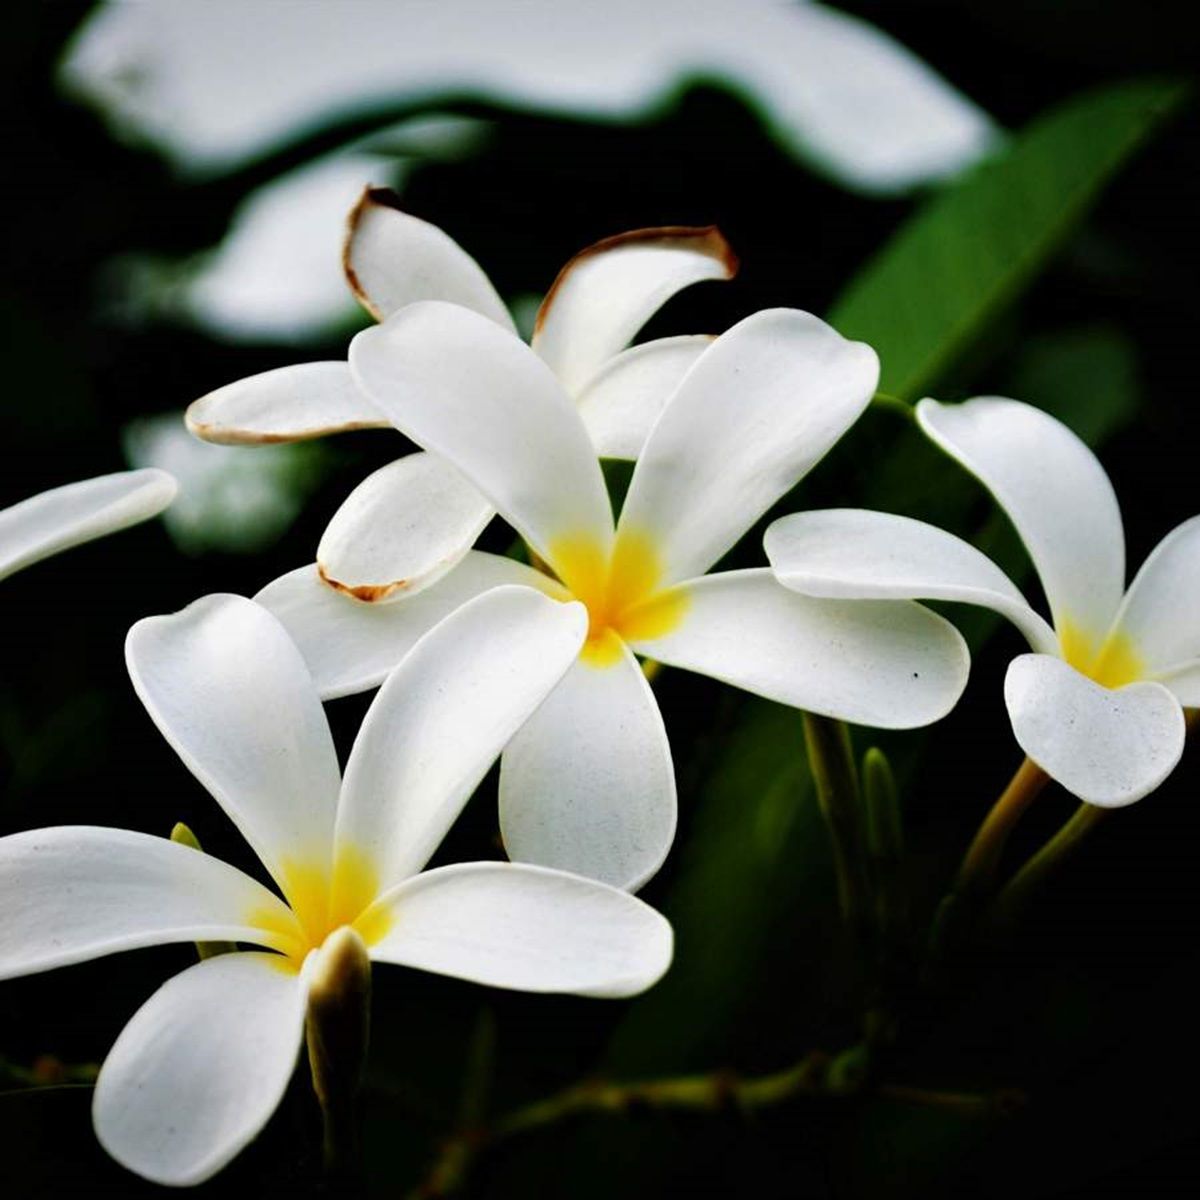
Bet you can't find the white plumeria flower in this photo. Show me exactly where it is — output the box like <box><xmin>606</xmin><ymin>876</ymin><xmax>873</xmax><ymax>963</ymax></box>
<box><xmin>0</xmin><ymin>468</ymin><xmax>176</xmax><ymax>581</ymax></box>
<box><xmin>257</xmin><ymin>301</ymin><xmax>970</xmax><ymax>891</ymax></box>
<box><xmin>186</xmin><ymin>188</ymin><xmax>736</xmax><ymax>603</ymax></box>
<box><xmin>0</xmin><ymin>586</ymin><xmax>672</xmax><ymax>1186</ymax></box>
<box><xmin>766</xmin><ymin>396</ymin><xmax>1200</xmax><ymax>808</ymax></box>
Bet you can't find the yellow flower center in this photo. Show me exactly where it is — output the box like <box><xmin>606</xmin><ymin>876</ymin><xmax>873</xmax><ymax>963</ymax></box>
<box><xmin>547</xmin><ymin>528</ymin><xmax>689</xmax><ymax>666</ymax></box>
<box><xmin>1059</xmin><ymin>620</ymin><xmax>1144</xmax><ymax>689</ymax></box>
<box><xmin>248</xmin><ymin>844</ymin><xmax>393</xmax><ymax>971</ymax></box>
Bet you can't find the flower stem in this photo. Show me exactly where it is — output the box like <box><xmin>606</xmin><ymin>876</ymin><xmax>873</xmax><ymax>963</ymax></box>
<box><xmin>991</xmin><ymin>802</ymin><xmax>1108</xmax><ymax>925</ymax></box>
<box><xmin>929</xmin><ymin>757</ymin><xmax>1048</xmax><ymax>958</ymax></box>
<box><xmin>802</xmin><ymin>714</ymin><xmax>871</xmax><ymax>937</ymax></box>
<box><xmin>408</xmin><ymin>1048</ymin><xmax>1019</xmax><ymax>1198</ymax></box>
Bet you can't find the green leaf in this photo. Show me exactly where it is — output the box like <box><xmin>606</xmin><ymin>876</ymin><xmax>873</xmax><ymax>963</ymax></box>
<box><xmin>829</xmin><ymin>78</ymin><xmax>1188</xmax><ymax>402</ymax></box>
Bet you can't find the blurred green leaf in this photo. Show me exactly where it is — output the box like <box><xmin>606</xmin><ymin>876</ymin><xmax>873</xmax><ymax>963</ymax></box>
<box><xmin>829</xmin><ymin>77</ymin><xmax>1188</xmax><ymax>402</ymax></box>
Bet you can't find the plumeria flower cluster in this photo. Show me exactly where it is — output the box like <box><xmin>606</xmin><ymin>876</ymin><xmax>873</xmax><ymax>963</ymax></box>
<box><xmin>0</xmin><ymin>468</ymin><xmax>175</xmax><ymax>582</ymax></box>
<box><xmin>766</xmin><ymin>396</ymin><xmax>1199</xmax><ymax>807</ymax></box>
<box><xmin>187</xmin><ymin>188</ymin><xmax>737</xmax><ymax>603</ymax></box>
<box><xmin>0</xmin><ymin>586</ymin><xmax>671</xmax><ymax>1185</ymax></box>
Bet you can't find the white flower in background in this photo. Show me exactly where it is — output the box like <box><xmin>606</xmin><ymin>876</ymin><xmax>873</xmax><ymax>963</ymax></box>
<box><xmin>0</xmin><ymin>587</ymin><xmax>671</xmax><ymax>1186</ymax></box>
<box><xmin>257</xmin><ymin>301</ymin><xmax>970</xmax><ymax>891</ymax></box>
<box><xmin>188</xmin><ymin>188</ymin><xmax>736</xmax><ymax>598</ymax></box>
<box><xmin>123</xmin><ymin>412</ymin><xmax>321</xmax><ymax>555</ymax></box>
<box><xmin>60</xmin><ymin>0</ymin><xmax>997</xmax><ymax>192</ymax></box>
<box><xmin>0</xmin><ymin>469</ymin><xmax>175</xmax><ymax>581</ymax></box>
<box><xmin>765</xmin><ymin>397</ymin><xmax>1200</xmax><ymax>807</ymax></box>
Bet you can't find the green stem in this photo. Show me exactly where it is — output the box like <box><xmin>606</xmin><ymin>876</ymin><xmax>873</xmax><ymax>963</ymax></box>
<box><xmin>991</xmin><ymin>802</ymin><xmax>1108</xmax><ymax>925</ymax></box>
<box><xmin>802</xmin><ymin>714</ymin><xmax>870</xmax><ymax>936</ymax></box>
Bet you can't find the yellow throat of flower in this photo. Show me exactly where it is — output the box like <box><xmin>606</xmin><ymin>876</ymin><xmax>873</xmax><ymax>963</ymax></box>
<box><xmin>1059</xmin><ymin>620</ymin><xmax>1144</xmax><ymax>689</ymax></box>
<box><xmin>547</xmin><ymin>528</ymin><xmax>689</xmax><ymax>667</ymax></box>
<box><xmin>250</xmin><ymin>844</ymin><xmax>393</xmax><ymax>971</ymax></box>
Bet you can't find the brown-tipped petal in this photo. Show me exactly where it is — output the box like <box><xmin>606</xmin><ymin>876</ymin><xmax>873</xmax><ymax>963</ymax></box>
<box><xmin>532</xmin><ymin>224</ymin><xmax>737</xmax><ymax>396</ymax></box>
<box><xmin>342</xmin><ymin>187</ymin><xmax>515</xmax><ymax>329</ymax></box>
<box><xmin>316</xmin><ymin>452</ymin><xmax>493</xmax><ymax>604</ymax></box>
<box><xmin>186</xmin><ymin>362</ymin><xmax>389</xmax><ymax>445</ymax></box>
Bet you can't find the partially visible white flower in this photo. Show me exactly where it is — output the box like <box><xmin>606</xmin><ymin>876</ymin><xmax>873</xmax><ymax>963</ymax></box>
<box><xmin>60</xmin><ymin>0</ymin><xmax>997</xmax><ymax>193</ymax></box>
<box><xmin>765</xmin><ymin>397</ymin><xmax>1199</xmax><ymax>808</ymax></box>
<box><xmin>0</xmin><ymin>587</ymin><xmax>671</xmax><ymax>1186</ymax></box>
<box><xmin>187</xmin><ymin>190</ymin><xmax>736</xmax><ymax>596</ymax></box>
<box><xmin>256</xmin><ymin>301</ymin><xmax>969</xmax><ymax>891</ymax></box>
<box><xmin>123</xmin><ymin>412</ymin><xmax>321</xmax><ymax>555</ymax></box>
<box><xmin>0</xmin><ymin>469</ymin><xmax>175</xmax><ymax>581</ymax></box>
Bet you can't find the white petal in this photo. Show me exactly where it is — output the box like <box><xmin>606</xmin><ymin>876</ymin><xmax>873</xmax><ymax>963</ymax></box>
<box><xmin>337</xmin><ymin>587</ymin><xmax>586</xmax><ymax>890</ymax></box>
<box><xmin>1156</xmin><ymin>660</ymin><xmax>1200</xmax><ymax>707</ymax></box>
<box><xmin>186</xmin><ymin>361</ymin><xmax>387</xmax><ymax>445</ymax></box>
<box><xmin>349</xmin><ymin>300</ymin><xmax>614</xmax><ymax>564</ymax></box>
<box><xmin>0</xmin><ymin>469</ymin><xmax>175</xmax><ymax>581</ymax></box>
<box><xmin>1004</xmin><ymin>654</ymin><xmax>1185</xmax><ymax>807</ymax></box>
<box><xmin>617</xmin><ymin>309</ymin><xmax>879</xmax><ymax>584</ymax></box>
<box><xmin>368</xmin><ymin>862</ymin><xmax>671</xmax><ymax>998</ymax></box>
<box><xmin>499</xmin><ymin>645</ymin><xmax>675</xmax><ymax>891</ymax></box>
<box><xmin>316</xmin><ymin>452</ymin><xmax>493</xmax><ymax>603</ymax></box>
<box><xmin>1108</xmin><ymin>515</ymin><xmax>1200</xmax><ymax>677</ymax></box>
<box><xmin>126</xmin><ymin>594</ymin><xmax>341</xmax><ymax>893</ymax></box>
<box><xmin>94</xmin><ymin>952</ymin><xmax>308</xmax><ymax>1186</ymax></box>
<box><xmin>532</xmin><ymin>226</ymin><xmax>735</xmax><ymax>395</ymax></box>
<box><xmin>917</xmin><ymin>397</ymin><xmax>1125</xmax><ymax>658</ymax></box>
<box><xmin>575</xmin><ymin>335</ymin><xmax>713</xmax><ymax>459</ymax></box>
<box><xmin>343</xmin><ymin>187</ymin><xmax>514</xmax><ymax>328</ymax></box>
<box><xmin>256</xmin><ymin>552</ymin><xmax>554</xmax><ymax>699</ymax></box>
<box><xmin>628</xmin><ymin>569</ymin><xmax>969</xmax><ymax>729</ymax></box>
<box><xmin>764</xmin><ymin>509</ymin><xmax>1059</xmax><ymax>655</ymax></box>
<box><xmin>0</xmin><ymin>827</ymin><xmax>298</xmax><ymax>981</ymax></box>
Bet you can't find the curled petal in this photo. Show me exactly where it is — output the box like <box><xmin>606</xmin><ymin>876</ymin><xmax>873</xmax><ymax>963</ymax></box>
<box><xmin>1004</xmin><ymin>653</ymin><xmax>1185</xmax><ymax>807</ymax></box>
<box><xmin>317</xmin><ymin>452</ymin><xmax>492</xmax><ymax>603</ymax></box>
<box><xmin>917</xmin><ymin>397</ymin><xmax>1125</xmax><ymax>659</ymax></box>
<box><xmin>185</xmin><ymin>361</ymin><xmax>387</xmax><ymax>445</ymax></box>
<box><xmin>0</xmin><ymin>469</ymin><xmax>175</xmax><ymax>581</ymax></box>
<box><xmin>336</xmin><ymin>586</ymin><xmax>587</xmax><ymax>891</ymax></box>
<box><xmin>618</xmin><ymin>309</ymin><xmax>879</xmax><ymax>585</ymax></box>
<box><xmin>368</xmin><ymin>862</ymin><xmax>673</xmax><ymax>998</ymax></box>
<box><xmin>343</xmin><ymin>187</ymin><xmax>514</xmax><ymax>329</ymax></box>
<box><xmin>626</xmin><ymin>569</ymin><xmax>969</xmax><ymax>730</ymax></box>
<box><xmin>499</xmin><ymin>646</ymin><xmax>676</xmax><ymax>892</ymax></box>
<box><xmin>94</xmin><ymin>952</ymin><xmax>308</xmax><ymax>1186</ymax></box>
<box><xmin>257</xmin><ymin>552</ymin><xmax>555</xmax><ymax>700</ymax></box>
<box><xmin>532</xmin><ymin>225</ymin><xmax>736</xmax><ymax>395</ymax></box>
<box><xmin>765</xmin><ymin>509</ymin><xmax>1058</xmax><ymax>655</ymax></box>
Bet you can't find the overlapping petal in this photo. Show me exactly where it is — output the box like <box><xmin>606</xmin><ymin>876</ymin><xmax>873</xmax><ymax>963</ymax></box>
<box><xmin>627</xmin><ymin>569</ymin><xmax>969</xmax><ymax>729</ymax></box>
<box><xmin>343</xmin><ymin>187</ymin><xmax>514</xmax><ymax>329</ymax></box>
<box><xmin>93</xmin><ymin>952</ymin><xmax>309</xmax><ymax>1187</ymax></box>
<box><xmin>917</xmin><ymin>397</ymin><xmax>1126</xmax><ymax>658</ymax></box>
<box><xmin>1107</xmin><ymin>515</ymin><xmax>1200</xmax><ymax>679</ymax></box>
<box><xmin>349</xmin><ymin>300</ymin><xmax>614</xmax><ymax>564</ymax></box>
<box><xmin>0</xmin><ymin>469</ymin><xmax>175</xmax><ymax>581</ymax></box>
<box><xmin>185</xmin><ymin>361</ymin><xmax>388</xmax><ymax>445</ymax></box>
<box><xmin>575</xmin><ymin>335</ymin><xmax>712</xmax><ymax>459</ymax></box>
<box><xmin>367</xmin><ymin>862</ymin><xmax>672</xmax><ymax>998</ymax></box>
<box><xmin>1004</xmin><ymin>654</ymin><xmax>1185</xmax><ymax>807</ymax></box>
<box><xmin>316</xmin><ymin>452</ymin><xmax>493</xmax><ymax>602</ymax></box>
<box><xmin>257</xmin><ymin>553</ymin><xmax>553</xmax><ymax>700</ymax></box>
<box><xmin>499</xmin><ymin>647</ymin><xmax>676</xmax><ymax>892</ymax></box>
<box><xmin>0</xmin><ymin>827</ymin><xmax>298</xmax><ymax>980</ymax></box>
<box><xmin>765</xmin><ymin>509</ymin><xmax>1059</xmax><ymax>655</ymax></box>
<box><xmin>531</xmin><ymin>226</ymin><xmax>736</xmax><ymax>395</ymax></box>
<box><xmin>336</xmin><ymin>587</ymin><xmax>587</xmax><ymax>893</ymax></box>
<box><xmin>126</xmin><ymin>594</ymin><xmax>341</xmax><ymax>893</ymax></box>
<box><xmin>617</xmin><ymin>309</ymin><xmax>879</xmax><ymax>585</ymax></box>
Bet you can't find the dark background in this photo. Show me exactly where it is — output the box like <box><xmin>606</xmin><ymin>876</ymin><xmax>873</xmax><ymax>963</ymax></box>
<box><xmin>2</xmin><ymin>2</ymin><xmax>1198</xmax><ymax>1195</ymax></box>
